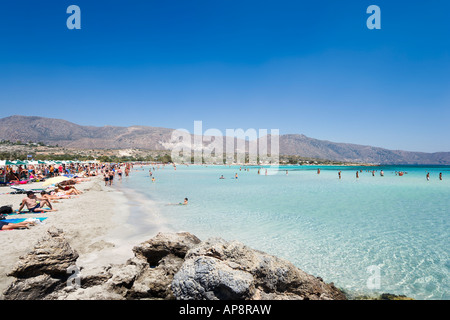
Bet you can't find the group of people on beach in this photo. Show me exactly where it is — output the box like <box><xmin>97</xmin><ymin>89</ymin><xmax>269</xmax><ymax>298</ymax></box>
<box><xmin>0</xmin><ymin>177</ymin><xmax>86</xmax><ymax>230</ymax></box>
<box><xmin>1</xmin><ymin>161</ymin><xmax>191</xmax><ymax>231</ymax></box>
<box><xmin>1</xmin><ymin>162</ymin><xmax>101</xmax><ymax>185</ymax></box>
<box><xmin>102</xmin><ymin>163</ymin><xmax>132</xmax><ymax>186</ymax></box>
<box><xmin>1</xmin><ymin>161</ymin><xmax>134</xmax><ymax>231</ymax></box>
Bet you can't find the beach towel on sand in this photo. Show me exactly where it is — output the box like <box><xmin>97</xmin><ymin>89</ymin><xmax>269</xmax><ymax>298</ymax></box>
<box><xmin>4</xmin><ymin>208</ymin><xmax>52</xmax><ymax>216</ymax></box>
<box><xmin>2</xmin><ymin>217</ymin><xmax>47</xmax><ymax>224</ymax></box>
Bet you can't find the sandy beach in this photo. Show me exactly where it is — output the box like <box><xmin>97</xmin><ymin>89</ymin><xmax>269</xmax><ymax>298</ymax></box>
<box><xmin>0</xmin><ymin>176</ymin><xmax>161</xmax><ymax>299</ymax></box>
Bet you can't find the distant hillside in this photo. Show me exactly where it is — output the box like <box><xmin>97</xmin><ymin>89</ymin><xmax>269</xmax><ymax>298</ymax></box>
<box><xmin>278</xmin><ymin>134</ymin><xmax>450</xmax><ymax>165</ymax></box>
<box><xmin>1</xmin><ymin>115</ymin><xmax>449</xmax><ymax>164</ymax></box>
<box><xmin>0</xmin><ymin>115</ymin><xmax>173</xmax><ymax>150</ymax></box>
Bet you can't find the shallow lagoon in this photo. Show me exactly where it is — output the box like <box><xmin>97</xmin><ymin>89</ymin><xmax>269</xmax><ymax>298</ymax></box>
<box><xmin>119</xmin><ymin>164</ymin><xmax>449</xmax><ymax>299</ymax></box>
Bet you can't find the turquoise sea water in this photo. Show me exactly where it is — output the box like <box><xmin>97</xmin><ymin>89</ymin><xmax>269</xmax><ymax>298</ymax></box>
<box><xmin>117</xmin><ymin>164</ymin><xmax>449</xmax><ymax>300</ymax></box>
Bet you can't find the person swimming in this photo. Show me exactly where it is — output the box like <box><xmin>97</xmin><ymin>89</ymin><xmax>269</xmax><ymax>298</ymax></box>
<box><xmin>166</xmin><ymin>198</ymin><xmax>188</xmax><ymax>206</ymax></box>
<box><xmin>219</xmin><ymin>175</ymin><xmax>225</xmax><ymax>179</ymax></box>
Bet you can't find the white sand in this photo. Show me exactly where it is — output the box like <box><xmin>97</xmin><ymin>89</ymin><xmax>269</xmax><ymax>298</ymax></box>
<box><xmin>0</xmin><ymin>176</ymin><xmax>163</xmax><ymax>298</ymax></box>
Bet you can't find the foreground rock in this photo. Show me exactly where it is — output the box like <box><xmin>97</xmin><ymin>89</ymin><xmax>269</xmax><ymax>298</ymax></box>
<box><xmin>3</xmin><ymin>227</ymin><xmax>79</xmax><ymax>300</ymax></box>
<box><xmin>172</xmin><ymin>238</ymin><xmax>345</xmax><ymax>300</ymax></box>
<box><xmin>3</xmin><ymin>230</ymin><xmax>346</xmax><ymax>300</ymax></box>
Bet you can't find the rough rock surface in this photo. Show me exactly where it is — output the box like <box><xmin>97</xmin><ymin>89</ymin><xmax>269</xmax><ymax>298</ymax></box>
<box><xmin>171</xmin><ymin>238</ymin><xmax>346</xmax><ymax>300</ymax></box>
<box><xmin>3</xmin><ymin>230</ymin><xmax>346</xmax><ymax>300</ymax></box>
<box><xmin>7</xmin><ymin>227</ymin><xmax>79</xmax><ymax>278</ymax></box>
<box><xmin>3</xmin><ymin>227</ymin><xmax>79</xmax><ymax>300</ymax></box>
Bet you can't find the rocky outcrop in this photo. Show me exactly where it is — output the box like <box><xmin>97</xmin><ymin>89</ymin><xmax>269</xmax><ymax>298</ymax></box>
<box><xmin>3</xmin><ymin>227</ymin><xmax>79</xmax><ymax>300</ymax></box>
<box><xmin>172</xmin><ymin>238</ymin><xmax>346</xmax><ymax>300</ymax></box>
<box><xmin>3</xmin><ymin>230</ymin><xmax>346</xmax><ymax>300</ymax></box>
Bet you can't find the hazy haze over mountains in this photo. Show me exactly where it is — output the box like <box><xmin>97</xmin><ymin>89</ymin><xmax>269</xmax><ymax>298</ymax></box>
<box><xmin>1</xmin><ymin>115</ymin><xmax>449</xmax><ymax>165</ymax></box>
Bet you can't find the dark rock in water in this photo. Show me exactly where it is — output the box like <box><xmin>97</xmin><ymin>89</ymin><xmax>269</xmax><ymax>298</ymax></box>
<box><xmin>380</xmin><ymin>293</ymin><xmax>414</xmax><ymax>300</ymax></box>
<box><xmin>3</xmin><ymin>231</ymin><xmax>347</xmax><ymax>300</ymax></box>
<box><xmin>354</xmin><ymin>293</ymin><xmax>415</xmax><ymax>300</ymax></box>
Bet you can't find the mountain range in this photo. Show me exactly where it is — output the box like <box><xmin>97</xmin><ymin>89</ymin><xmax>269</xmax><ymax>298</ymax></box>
<box><xmin>1</xmin><ymin>115</ymin><xmax>449</xmax><ymax>165</ymax></box>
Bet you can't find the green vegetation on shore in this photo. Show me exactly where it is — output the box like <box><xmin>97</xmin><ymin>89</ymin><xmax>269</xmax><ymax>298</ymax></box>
<box><xmin>0</xmin><ymin>140</ymin><xmax>366</xmax><ymax>165</ymax></box>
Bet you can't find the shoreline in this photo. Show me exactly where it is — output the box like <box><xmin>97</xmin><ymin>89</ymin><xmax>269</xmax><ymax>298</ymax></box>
<box><xmin>0</xmin><ymin>175</ymin><xmax>166</xmax><ymax>298</ymax></box>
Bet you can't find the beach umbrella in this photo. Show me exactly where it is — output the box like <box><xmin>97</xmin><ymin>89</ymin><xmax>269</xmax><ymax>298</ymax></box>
<box><xmin>42</xmin><ymin>176</ymin><xmax>70</xmax><ymax>187</ymax></box>
<box><xmin>0</xmin><ymin>160</ymin><xmax>17</xmax><ymax>166</ymax></box>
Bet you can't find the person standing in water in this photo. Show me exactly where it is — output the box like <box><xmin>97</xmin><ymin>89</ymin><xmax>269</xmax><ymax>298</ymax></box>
<box><xmin>356</xmin><ymin>171</ymin><xmax>359</xmax><ymax>179</ymax></box>
<box><xmin>380</xmin><ymin>170</ymin><xmax>384</xmax><ymax>177</ymax></box>
<box><xmin>439</xmin><ymin>172</ymin><xmax>443</xmax><ymax>180</ymax></box>
<box><xmin>338</xmin><ymin>171</ymin><xmax>341</xmax><ymax>179</ymax></box>
<box><xmin>426</xmin><ymin>172</ymin><xmax>430</xmax><ymax>181</ymax></box>
<box><xmin>109</xmin><ymin>169</ymin><xmax>114</xmax><ymax>186</ymax></box>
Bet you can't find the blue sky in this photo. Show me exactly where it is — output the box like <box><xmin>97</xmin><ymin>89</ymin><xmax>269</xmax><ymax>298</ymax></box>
<box><xmin>0</xmin><ymin>0</ymin><xmax>449</xmax><ymax>152</ymax></box>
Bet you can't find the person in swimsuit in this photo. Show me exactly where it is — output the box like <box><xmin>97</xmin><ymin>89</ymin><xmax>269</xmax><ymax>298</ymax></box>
<box><xmin>16</xmin><ymin>191</ymin><xmax>55</xmax><ymax>213</ymax></box>
<box><xmin>0</xmin><ymin>220</ymin><xmax>36</xmax><ymax>230</ymax></box>
<box><xmin>109</xmin><ymin>170</ymin><xmax>114</xmax><ymax>186</ymax></box>
<box><xmin>104</xmin><ymin>172</ymin><xmax>109</xmax><ymax>186</ymax></box>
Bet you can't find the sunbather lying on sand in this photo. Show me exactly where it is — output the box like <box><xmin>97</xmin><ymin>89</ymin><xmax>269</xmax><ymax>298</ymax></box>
<box><xmin>0</xmin><ymin>220</ymin><xmax>36</xmax><ymax>230</ymax></box>
<box><xmin>40</xmin><ymin>190</ymin><xmax>68</xmax><ymax>200</ymax></box>
<box><xmin>54</xmin><ymin>186</ymin><xmax>82</xmax><ymax>196</ymax></box>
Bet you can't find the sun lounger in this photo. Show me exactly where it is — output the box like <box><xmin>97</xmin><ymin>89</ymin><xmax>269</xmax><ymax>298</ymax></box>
<box><xmin>9</xmin><ymin>185</ymin><xmax>47</xmax><ymax>194</ymax></box>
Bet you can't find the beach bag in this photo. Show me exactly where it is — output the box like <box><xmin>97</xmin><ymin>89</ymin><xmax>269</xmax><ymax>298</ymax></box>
<box><xmin>0</xmin><ymin>205</ymin><xmax>13</xmax><ymax>214</ymax></box>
